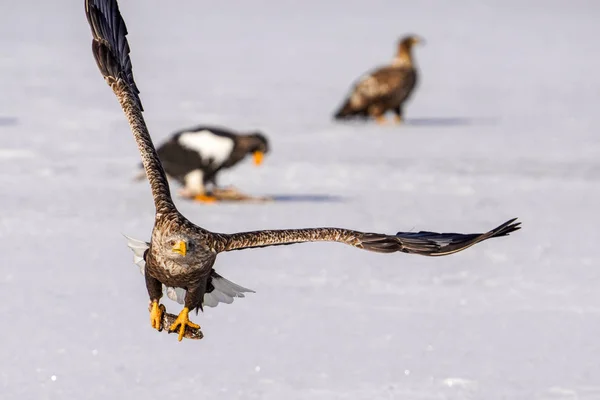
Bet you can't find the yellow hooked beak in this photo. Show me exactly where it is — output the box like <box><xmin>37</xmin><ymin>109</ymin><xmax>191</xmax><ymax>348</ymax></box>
<box><xmin>253</xmin><ymin>151</ymin><xmax>264</xmax><ymax>166</ymax></box>
<box><xmin>172</xmin><ymin>240</ymin><xmax>187</xmax><ymax>256</ymax></box>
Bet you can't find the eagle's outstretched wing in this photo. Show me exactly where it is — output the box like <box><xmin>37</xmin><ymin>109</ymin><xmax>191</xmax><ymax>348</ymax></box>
<box><xmin>85</xmin><ymin>0</ymin><xmax>175</xmax><ymax>214</ymax></box>
<box><xmin>216</xmin><ymin>218</ymin><xmax>521</xmax><ymax>256</ymax></box>
<box><xmin>85</xmin><ymin>0</ymin><xmax>142</xmax><ymax>110</ymax></box>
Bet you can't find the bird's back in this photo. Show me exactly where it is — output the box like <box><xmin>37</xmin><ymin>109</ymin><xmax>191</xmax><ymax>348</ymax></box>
<box><xmin>357</xmin><ymin>64</ymin><xmax>416</xmax><ymax>104</ymax></box>
<box><xmin>335</xmin><ymin>64</ymin><xmax>416</xmax><ymax>118</ymax></box>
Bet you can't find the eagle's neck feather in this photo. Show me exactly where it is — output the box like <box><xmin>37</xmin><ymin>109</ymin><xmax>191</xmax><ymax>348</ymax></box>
<box><xmin>392</xmin><ymin>47</ymin><xmax>413</xmax><ymax>67</ymax></box>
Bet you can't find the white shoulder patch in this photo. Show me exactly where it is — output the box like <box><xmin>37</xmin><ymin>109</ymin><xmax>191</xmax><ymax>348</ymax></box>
<box><xmin>177</xmin><ymin>130</ymin><xmax>235</xmax><ymax>167</ymax></box>
<box><xmin>123</xmin><ymin>235</ymin><xmax>254</xmax><ymax>308</ymax></box>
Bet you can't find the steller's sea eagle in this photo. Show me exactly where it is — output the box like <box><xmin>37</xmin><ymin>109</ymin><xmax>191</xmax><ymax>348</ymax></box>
<box><xmin>135</xmin><ymin>125</ymin><xmax>269</xmax><ymax>202</ymax></box>
<box><xmin>334</xmin><ymin>35</ymin><xmax>423</xmax><ymax>124</ymax></box>
<box><xmin>85</xmin><ymin>0</ymin><xmax>520</xmax><ymax>341</ymax></box>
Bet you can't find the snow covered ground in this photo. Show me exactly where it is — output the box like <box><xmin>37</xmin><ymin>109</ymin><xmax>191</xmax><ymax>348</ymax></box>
<box><xmin>1</xmin><ymin>0</ymin><xmax>600</xmax><ymax>398</ymax></box>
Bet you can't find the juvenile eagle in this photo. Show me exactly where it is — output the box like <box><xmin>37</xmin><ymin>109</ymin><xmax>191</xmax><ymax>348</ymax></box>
<box><xmin>334</xmin><ymin>35</ymin><xmax>423</xmax><ymax>124</ymax></box>
<box><xmin>136</xmin><ymin>125</ymin><xmax>269</xmax><ymax>202</ymax></box>
<box><xmin>85</xmin><ymin>0</ymin><xmax>520</xmax><ymax>341</ymax></box>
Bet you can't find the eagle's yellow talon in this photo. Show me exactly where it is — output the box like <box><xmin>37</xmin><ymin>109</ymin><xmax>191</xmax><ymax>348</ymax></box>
<box><xmin>193</xmin><ymin>194</ymin><xmax>217</xmax><ymax>203</ymax></box>
<box><xmin>393</xmin><ymin>115</ymin><xmax>403</xmax><ymax>124</ymax></box>
<box><xmin>375</xmin><ymin>116</ymin><xmax>387</xmax><ymax>125</ymax></box>
<box><xmin>169</xmin><ymin>307</ymin><xmax>200</xmax><ymax>341</ymax></box>
<box><xmin>150</xmin><ymin>301</ymin><xmax>165</xmax><ymax>331</ymax></box>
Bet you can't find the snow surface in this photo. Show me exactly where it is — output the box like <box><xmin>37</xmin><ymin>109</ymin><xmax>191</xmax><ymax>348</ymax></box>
<box><xmin>1</xmin><ymin>0</ymin><xmax>600</xmax><ymax>399</ymax></box>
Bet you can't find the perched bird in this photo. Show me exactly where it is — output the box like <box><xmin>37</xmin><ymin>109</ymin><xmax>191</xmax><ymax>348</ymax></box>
<box><xmin>85</xmin><ymin>0</ymin><xmax>520</xmax><ymax>341</ymax></box>
<box><xmin>334</xmin><ymin>35</ymin><xmax>423</xmax><ymax>124</ymax></box>
<box><xmin>136</xmin><ymin>125</ymin><xmax>269</xmax><ymax>202</ymax></box>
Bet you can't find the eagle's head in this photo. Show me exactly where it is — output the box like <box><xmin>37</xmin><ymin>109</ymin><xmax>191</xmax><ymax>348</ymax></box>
<box><xmin>247</xmin><ymin>132</ymin><xmax>270</xmax><ymax>166</ymax></box>
<box><xmin>399</xmin><ymin>35</ymin><xmax>425</xmax><ymax>50</ymax></box>
<box><xmin>395</xmin><ymin>35</ymin><xmax>424</xmax><ymax>65</ymax></box>
<box><xmin>162</xmin><ymin>233</ymin><xmax>199</xmax><ymax>264</ymax></box>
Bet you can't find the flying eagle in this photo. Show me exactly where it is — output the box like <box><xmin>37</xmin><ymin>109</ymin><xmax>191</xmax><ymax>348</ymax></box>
<box><xmin>135</xmin><ymin>125</ymin><xmax>269</xmax><ymax>202</ymax></box>
<box><xmin>334</xmin><ymin>35</ymin><xmax>423</xmax><ymax>124</ymax></box>
<box><xmin>85</xmin><ymin>0</ymin><xmax>520</xmax><ymax>341</ymax></box>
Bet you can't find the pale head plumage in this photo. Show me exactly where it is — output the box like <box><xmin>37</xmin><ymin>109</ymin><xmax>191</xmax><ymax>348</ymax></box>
<box><xmin>393</xmin><ymin>34</ymin><xmax>424</xmax><ymax>67</ymax></box>
<box><xmin>398</xmin><ymin>34</ymin><xmax>425</xmax><ymax>50</ymax></box>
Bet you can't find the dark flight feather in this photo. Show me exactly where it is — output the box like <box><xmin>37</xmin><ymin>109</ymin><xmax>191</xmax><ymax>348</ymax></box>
<box><xmin>85</xmin><ymin>0</ymin><xmax>143</xmax><ymax>110</ymax></box>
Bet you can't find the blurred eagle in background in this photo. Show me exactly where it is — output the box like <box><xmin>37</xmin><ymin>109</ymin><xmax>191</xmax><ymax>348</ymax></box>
<box><xmin>136</xmin><ymin>126</ymin><xmax>269</xmax><ymax>202</ymax></box>
<box><xmin>334</xmin><ymin>35</ymin><xmax>423</xmax><ymax>124</ymax></box>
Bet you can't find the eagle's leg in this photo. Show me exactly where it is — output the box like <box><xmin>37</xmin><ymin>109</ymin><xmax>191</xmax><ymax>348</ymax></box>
<box><xmin>194</xmin><ymin>175</ymin><xmax>221</xmax><ymax>203</ymax></box>
<box><xmin>169</xmin><ymin>307</ymin><xmax>201</xmax><ymax>341</ymax></box>
<box><xmin>393</xmin><ymin>106</ymin><xmax>404</xmax><ymax>124</ymax></box>
<box><xmin>169</xmin><ymin>284</ymin><xmax>204</xmax><ymax>341</ymax></box>
<box><xmin>375</xmin><ymin>115</ymin><xmax>388</xmax><ymax>125</ymax></box>
<box><xmin>369</xmin><ymin>106</ymin><xmax>387</xmax><ymax>125</ymax></box>
<box><xmin>194</xmin><ymin>176</ymin><xmax>219</xmax><ymax>203</ymax></box>
<box><xmin>150</xmin><ymin>301</ymin><xmax>166</xmax><ymax>330</ymax></box>
<box><xmin>145</xmin><ymin>273</ymin><xmax>165</xmax><ymax>331</ymax></box>
<box><xmin>178</xmin><ymin>170</ymin><xmax>217</xmax><ymax>203</ymax></box>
